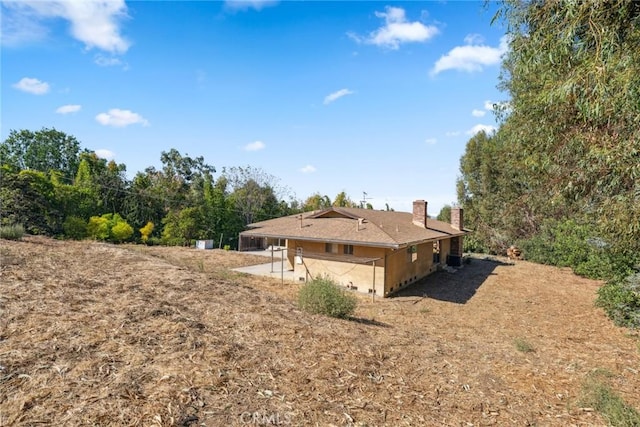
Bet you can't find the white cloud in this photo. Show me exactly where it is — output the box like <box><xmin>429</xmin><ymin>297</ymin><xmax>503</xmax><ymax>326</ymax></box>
<box><xmin>95</xmin><ymin>149</ymin><xmax>115</xmax><ymax>160</ymax></box>
<box><xmin>466</xmin><ymin>124</ymin><xmax>497</xmax><ymax>136</ymax></box>
<box><xmin>56</xmin><ymin>104</ymin><xmax>81</xmax><ymax>114</ymax></box>
<box><xmin>224</xmin><ymin>0</ymin><xmax>279</xmax><ymax>11</ymax></box>
<box><xmin>0</xmin><ymin>3</ymin><xmax>49</xmax><ymax>47</ymax></box>
<box><xmin>348</xmin><ymin>6</ymin><xmax>438</xmax><ymax>50</ymax></box>
<box><xmin>484</xmin><ymin>100</ymin><xmax>495</xmax><ymax>111</ymax></box>
<box><xmin>94</xmin><ymin>54</ymin><xmax>124</xmax><ymax>67</ymax></box>
<box><xmin>13</xmin><ymin>77</ymin><xmax>50</xmax><ymax>95</ymax></box>
<box><xmin>244</xmin><ymin>140</ymin><xmax>266</xmax><ymax>151</ymax></box>
<box><xmin>300</xmin><ymin>165</ymin><xmax>316</xmax><ymax>173</ymax></box>
<box><xmin>324</xmin><ymin>88</ymin><xmax>354</xmax><ymax>105</ymax></box>
<box><xmin>445</xmin><ymin>131</ymin><xmax>461</xmax><ymax>137</ymax></box>
<box><xmin>425</xmin><ymin>138</ymin><xmax>437</xmax><ymax>145</ymax></box>
<box><xmin>471</xmin><ymin>109</ymin><xmax>486</xmax><ymax>117</ymax></box>
<box><xmin>464</xmin><ymin>33</ymin><xmax>485</xmax><ymax>45</ymax></box>
<box><xmin>95</xmin><ymin>108</ymin><xmax>149</xmax><ymax>127</ymax></box>
<box><xmin>431</xmin><ymin>35</ymin><xmax>509</xmax><ymax>76</ymax></box>
<box><xmin>2</xmin><ymin>1</ymin><xmax>130</xmax><ymax>54</ymax></box>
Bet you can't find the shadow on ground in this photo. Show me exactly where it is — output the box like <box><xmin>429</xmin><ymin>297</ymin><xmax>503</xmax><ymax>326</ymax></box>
<box><xmin>349</xmin><ymin>317</ymin><xmax>392</xmax><ymax>328</ymax></box>
<box><xmin>393</xmin><ymin>257</ymin><xmax>513</xmax><ymax>304</ymax></box>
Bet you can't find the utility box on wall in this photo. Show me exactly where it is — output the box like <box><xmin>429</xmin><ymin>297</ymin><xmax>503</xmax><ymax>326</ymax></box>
<box><xmin>196</xmin><ymin>240</ymin><xmax>214</xmax><ymax>250</ymax></box>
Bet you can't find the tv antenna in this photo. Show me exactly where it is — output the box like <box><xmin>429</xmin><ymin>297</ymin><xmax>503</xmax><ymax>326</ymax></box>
<box><xmin>360</xmin><ymin>191</ymin><xmax>372</xmax><ymax>208</ymax></box>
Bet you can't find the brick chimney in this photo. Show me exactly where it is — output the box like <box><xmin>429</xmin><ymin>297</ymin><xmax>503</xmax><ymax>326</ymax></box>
<box><xmin>451</xmin><ymin>207</ymin><xmax>463</xmax><ymax>231</ymax></box>
<box><xmin>412</xmin><ymin>200</ymin><xmax>428</xmax><ymax>228</ymax></box>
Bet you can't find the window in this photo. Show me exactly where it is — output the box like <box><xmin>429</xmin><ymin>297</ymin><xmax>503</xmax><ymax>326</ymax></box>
<box><xmin>343</xmin><ymin>244</ymin><xmax>354</xmax><ymax>255</ymax></box>
<box><xmin>325</xmin><ymin>243</ymin><xmax>338</xmax><ymax>254</ymax></box>
<box><xmin>407</xmin><ymin>245</ymin><xmax>418</xmax><ymax>262</ymax></box>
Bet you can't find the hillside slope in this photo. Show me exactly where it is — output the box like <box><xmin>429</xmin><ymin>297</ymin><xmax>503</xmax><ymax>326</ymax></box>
<box><xmin>1</xmin><ymin>237</ymin><xmax>638</xmax><ymax>426</ymax></box>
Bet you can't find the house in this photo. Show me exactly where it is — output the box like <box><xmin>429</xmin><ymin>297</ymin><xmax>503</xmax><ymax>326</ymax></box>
<box><xmin>238</xmin><ymin>200</ymin><xmax>466</xmax><ymax>297</ymax></box>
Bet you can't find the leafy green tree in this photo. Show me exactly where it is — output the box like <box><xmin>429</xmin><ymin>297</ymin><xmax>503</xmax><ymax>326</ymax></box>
<box><xmin>161</xmin><ymin>207</ymin><xmax>203</xmax><ymax>245</ymax></box>
<box><xmin>75</xmin><ymin>152</ymin><xmax>128</xmax><ymax>214</ymax></box>
<box><xmin>0</xmin><ymin>166</ymin><xmax>62</xmax><ymax>235</ymax></box>
<box><xmin>223</xmin><ymin>166</ymin><xmax>290</xmax><ymax>225</ymax></box>
<box><xmin>458</xmin><ymin>1</ymin><xmax>640</xmax><ymax>277</ymax></box>
<box><xmin>332</xmin><ymin>191</ymin><xmax>357</xmax><ymax>208</ymax></box>
<box><xmin>437</xmin><ymin>205</ymin><xmax>452</xmax><ymax>223</ymax></box>
<box><xmin>0</xmin><ymin>128</ymin><xmax>83</xmax><ymax>181</ymax></box>
<box><xmin>303</xmin><ymin>193</ymin><xmax>332</xmax><ymax>211</ymax></box>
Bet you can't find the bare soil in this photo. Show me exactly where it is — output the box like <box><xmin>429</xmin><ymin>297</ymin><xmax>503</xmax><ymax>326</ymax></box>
<box><xmin>1</xmin><ymin>236</ymin><xmax>638</xmax><ymax>426</ymax></box>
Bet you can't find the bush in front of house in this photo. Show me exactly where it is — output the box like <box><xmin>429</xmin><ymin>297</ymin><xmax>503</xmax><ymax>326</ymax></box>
<box><xmin>298</xmin><ymin>275</ymin><xmax>357</xmax><ymax>319</ymax></box>
<box><xmin>0</xmin><ymin>223</ymin><xmax>25</xmax><ymax>240</ymax></box>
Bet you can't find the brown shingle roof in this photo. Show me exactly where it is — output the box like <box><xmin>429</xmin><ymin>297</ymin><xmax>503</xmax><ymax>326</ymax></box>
<box><xmin>241</xmin><ymin>207</ymin><xmax>465</xmax><ymax>248</ymax></box>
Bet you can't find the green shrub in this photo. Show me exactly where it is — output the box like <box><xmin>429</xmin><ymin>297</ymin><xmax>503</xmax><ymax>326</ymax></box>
<box><xmin>0</xmin><ymin>224</ymin><xmax>25</xmax><ymax>240</ymax></box>
<box><xmin>87</xmin><ymin>213</ymin><xmax>134</xmax><ymax>243</ymax></box>
<box><xmin>111</xmin><ymin>221</ymin><xmax>133</xmax><ymax>242</ymax></box>
<box><xmin>87</xmin><ymin>216</ymin><xmax>110</xmax><ymax>240</ymax></box>
<box><xmin>298</xmin><ymin>276</ymin><xmax>357</xmax><ymax>319</ymax></box>
<box><xmin>63</xmin><ymin>216</ymin><xmax>87</xmax><ymax>240</ymax></box>
<box><xmin>596</xmin><ymin>273</ymin><xmax>640</xmax><ymax>329</ymax></box>
<box><xmin>519</xmin><ymin>219</ymin><xmax>634</xmax><ymax>280</ymax></box>
<box><xmin>580</xmin><ymin>371</ymin><xmax>640</xmax><ymax>426</ymax></box>
<box><xmin>514</xmin><ymin>337</ymin><xmax>535</xmax><ymax>353</ymax></box>
<box><xmin>139</xmin><ymin>221</ymin><xmax>154</xmax><ymax>243</ymax></box>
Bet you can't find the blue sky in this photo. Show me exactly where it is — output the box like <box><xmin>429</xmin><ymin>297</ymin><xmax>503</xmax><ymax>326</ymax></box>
<box><xmin>1</xmin><ymin>0</ymin><xmax>507</xmax><ymax>215</ymax></box>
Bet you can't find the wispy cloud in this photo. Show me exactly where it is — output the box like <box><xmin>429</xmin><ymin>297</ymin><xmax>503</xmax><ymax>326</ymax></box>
<box><xmin>244</xmin><ymin>141</ymin><xmax>266</xmax><ymax>151</ymax></box>
<box><xmin>425</xmin><ymin>138</ymin><xmax>437</xmax><ymax>145</ymax></box>
<box><xmin>2</xmin><ymin>1</ymin><xmax>130</xmax><ymax>54</ymax></box>
<box><xmin>94</xmin><ymin>54</ymin><xmax>126</xmax><ymax>68</ymax></box>
<box><xmin>224</xmin><ymin>0</ymin><xmax>279</xmax><ymax>12</ymax></box>
<box><xmin>96</xmin><ymin>108</ymin><xmax>149</xmax><ymax>127</ymax></box>
<box><xmin>348</xmin><ymin>6</ymin><xmax>438</xmax><ymax>50</ymax></box>
<box><xmin>300</xmin><ymin>165</ymin><xmax>316</xmax><ymax>173</ymax></box>
<box><xmin>56</xmin><ymin>104</ymin><xmax>81</xmax><ymax>114</ymax></box>
<box><xmin>431</xmin><ymin>35</ymin><xmax>508</xmax><ymax>76</ymax></box>
<box><xmin>471</xmin><ymin>109</ymin><xmax>486</xmax><ymax>117</ymax></box>
<box><xmin>466</xmin><ymin>124</ymin><xmax>496</xmax><ymax>136</ymax></box>
<box><xmin>324</xmin><ymin>88</ymin><xmax>354</xmax><ymax>105</ymax></box>
<box><xmin>13</xmin><ymin>77</ymin><xmax>50</xmax><ymax>95</ymax></box>
<box><xmin>445</xmin><ymin>131</ymin><xmax>461</xmax><ymax>137</ymax></box>
<box><xmin>95</xmin><ymin>149</ymin><xmax>115</xmax><ymax>160</ymax></box>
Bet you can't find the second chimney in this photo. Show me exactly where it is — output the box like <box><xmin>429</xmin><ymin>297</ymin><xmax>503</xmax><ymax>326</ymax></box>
<box><xmin>451</xmin><ymin>207</ymin><xmax>463</xmax><ymax>231</ymax></box>
<box><xmin>412</xmin><ymin>200</ymin><xmax>428</xmax><ymax>228</ymax></box>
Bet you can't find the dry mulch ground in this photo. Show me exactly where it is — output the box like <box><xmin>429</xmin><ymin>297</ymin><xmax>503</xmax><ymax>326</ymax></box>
<box><xmin>1</xmin><ymin>236</ymin><xmax>638</xmax><ymax>426</ymax></box>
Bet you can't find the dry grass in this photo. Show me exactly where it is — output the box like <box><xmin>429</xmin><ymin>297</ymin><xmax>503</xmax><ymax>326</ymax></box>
<box><xmin>1</xmin><ymin>236</ymin><xmax>639</xmax><ymax>426</ymax></box>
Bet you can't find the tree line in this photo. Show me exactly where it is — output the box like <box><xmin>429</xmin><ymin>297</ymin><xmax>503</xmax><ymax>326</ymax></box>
<box><xmin>0</xmin><ymin>128</ymin><xmax>379</xmax><ymax>248</ymax></box>
<box><xmin>457</xmin><ymin>1</ymin><xmax>639</xmax><ymax>327</ymax></box>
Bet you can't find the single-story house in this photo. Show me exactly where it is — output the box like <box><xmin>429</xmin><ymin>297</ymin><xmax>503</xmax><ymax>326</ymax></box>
<box><xmin>238</xmin><ymin>200</ymin><xmax>466</xmax><ymax>297</ymax></box>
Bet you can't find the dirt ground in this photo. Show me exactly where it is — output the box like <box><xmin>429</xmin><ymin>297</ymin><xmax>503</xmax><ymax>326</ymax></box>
<box><xmin>1</xmin><ymin>236</ymin><xmax>638</xmax><ymax>426</ymax></box>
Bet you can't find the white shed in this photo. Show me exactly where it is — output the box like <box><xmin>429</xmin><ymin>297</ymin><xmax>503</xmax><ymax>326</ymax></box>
<box><xmin>196</xmin><ymin>240</ymin><xmax>214</xmax><ymax>250</ymax></box>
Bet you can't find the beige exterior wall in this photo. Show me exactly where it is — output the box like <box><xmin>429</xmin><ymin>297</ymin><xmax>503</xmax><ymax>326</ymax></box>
<box><xmin>383</xmin><ymin>242</ymin><xmax>435</xmax><ymax>296</ymax></box>
<box><xmin>438</xmin><ymin>238</ymin><xmax>450</xmax><ymax>266</ymax></box>
<box><xmin>293</xmin><ymin>257</ymin><xmax>385</xmax><ymax>295</ymax></box>
<box><xmin>283</xmin><ymin>237</ymin><xmax>459</xmax><ymax>297</ymax></box>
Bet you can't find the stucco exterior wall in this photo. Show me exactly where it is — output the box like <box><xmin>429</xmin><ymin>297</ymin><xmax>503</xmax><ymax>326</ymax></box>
<box><xmin>438</xmin><ymin>239</ymin><xmax>451</xmax><ymax>265</ymax></box>
<box><xmin>283</xmin><ymin>237</ymin><xmax>459</xmax><ymax>297</ymax></box>
<box><xmin>383</xmin><ymin>241</ymin><xmax>434</xmax><ymax>295</ymax></box>
<box><xmin>293</xmin><ymin>258</ymin><xmax>385</xmax><ymax>295</ymax></box>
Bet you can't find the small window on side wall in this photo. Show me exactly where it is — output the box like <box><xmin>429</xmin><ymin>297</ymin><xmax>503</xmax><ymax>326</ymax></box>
<box><xmin>407</xmin><ymin>245</ymin><xmax>418</xmax><ymax>262</ymax></box>
<box><xmin>343</xmin><ymin>244</ymin><xmax>354</xmax><ymax>255</ymax></box>
<box><xmin>325</xmin><ymin>243</ymin><xmax>338</xmax><ymax>254</ymax></box>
